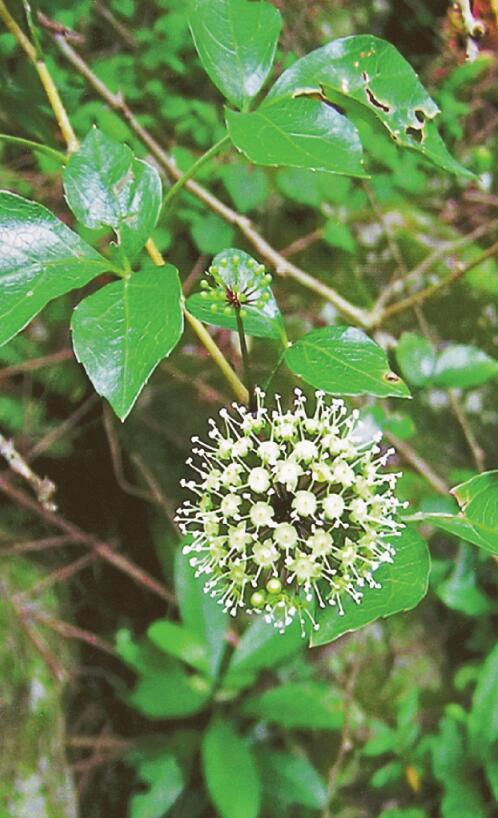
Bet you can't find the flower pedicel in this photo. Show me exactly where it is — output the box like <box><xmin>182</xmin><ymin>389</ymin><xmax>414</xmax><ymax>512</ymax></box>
<box><xmin>176</xmin><ymin>389</ymin><xmax>406</xmax><ymax>634</ymax></box>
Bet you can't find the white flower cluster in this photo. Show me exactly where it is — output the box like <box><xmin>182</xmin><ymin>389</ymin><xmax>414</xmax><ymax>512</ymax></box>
<box><xmin>176</xmin><ymin>389</ymin><xmax>405</xmax><ymax>634</ymax></box>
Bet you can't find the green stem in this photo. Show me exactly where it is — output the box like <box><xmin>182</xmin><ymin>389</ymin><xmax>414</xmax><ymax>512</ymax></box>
<box><xmin>161</xmin><ymin>133</ymin><xmax>230</xmax><ymax>214</ymax></box>
<box><xmin>0</xmin><ymin>134</ymin><xmax>65</xmax><ymax>163</ymax></box>
<box><xmin>235</xmin><ymin>308</ymin><xmax>255</xmax><ymax>411</ymax></box>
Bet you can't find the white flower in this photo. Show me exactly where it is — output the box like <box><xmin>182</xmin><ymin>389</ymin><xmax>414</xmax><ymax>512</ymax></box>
<box><xmin>274</xmin><ymin>459</ymin><xmax>302</xmax><ymax>490</ymax></box>
<box><xmin>292</xmin><ymin>490</ymin><xmax>317</xmax><ymax>517</ymax></box>
<box><xmin>323</xmin><ymin>493</ymin><xmax>345</xmax><ymax>520</ymax></box>
<box><xmin>250</xmin><ymin>501</ymin><xmax>275</xmax><ymax>528</ymax></box>
<box><xmin>248</xmin><ymin>467</ymin><xmax>271</xmax><ymax>494</ymax></box>
<box><xmin>274</xmin><ymin>523</ymin><xmax>299</xmax><ymax>549</ymax></box>
<box><xmin>221</xmin><ymin>494</ymin><xmax>242</xmax><ymax>518</ymax></box>
<box><xmin>176</xmin><ymin>389</ymin><xmax>404</xmax><ymax>633</ymax></box>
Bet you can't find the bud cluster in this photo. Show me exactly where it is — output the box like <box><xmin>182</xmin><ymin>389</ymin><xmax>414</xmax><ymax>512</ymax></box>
<box><xmin>176</xmin><ymin>389</ymin><xmax>405</xmax><ymax>634</ymax></box>
<box><xmin>199</xmin><ymin>252</ymin><xmax>272</xmax><ymax>316</ymax></box>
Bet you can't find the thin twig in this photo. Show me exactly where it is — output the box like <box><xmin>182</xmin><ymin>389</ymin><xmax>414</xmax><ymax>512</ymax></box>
<box><xmin>94</xmin><ymin>2</ymin><xmax>137</xmax><ymax>48</ymax></box>
<box><xmin>0</xmin><ymin>432</ymin><xmax>57</xmax><ymax>509</ymax></box>
<box><xmin>15</xmin><ymin>553</ymin><xmax>98</xmax><ymax>601</ymax></box>
<box><xmin>0</xmin><ymin>348</ymin><xmax>73</xmax><ymax>381</ymax></box>
<box><xmin>27</xmin><ymin>393</ymin><xmax>99</xmax><ymax>462</ymax></box>
<box><xmin>279</xmin><ymin>228</ymin><xmax>323</xmax><ymax>258</ymax></box>
<box><xmin>377</xmin><ymin>239</ymin><xmax>498</xmax><ymax>324</ymax></box>
<box><xmin>102</xmin><ymin>405</ymin><xmax>156</xmax><ymax>504</ymax></box>
<box><xmin>0</xmin><ymin>535</ymin><xmax>78</xmax><ymax>555</ymax></box>
<box><xmin>33</xmin><ymin>609</ymin><xmax>116</xmax><ymax>656</ymax></box>
<box><xmin>0</xmin><ymin>475</ymin><xmax>175</xmax><ymax>604</ymax></box>
<box><xmin>386</xmin><ymin>432</ymin><xmax>449</xmax><ymax>495</ymax></box>
<box><xmin>448</xmin><ymin>389</ymin><xmax>486</xmax><ymax>472</ymax></box>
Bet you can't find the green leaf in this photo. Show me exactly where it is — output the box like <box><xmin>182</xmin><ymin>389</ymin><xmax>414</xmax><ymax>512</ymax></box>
<box><xmin>129</xmin><ymin>659</ymin><xmax>211</xmax><ymax>719</ymax></box>
<box><xmin>323</xmin><ymin>221</ymin><xmax>357</xmax><ymax>253</ymax></box>
<box><xmin>435</xmin><ymin>544</ymin><xmax>492</xmax><ymax>617</ymax></box>
<box><xmin>264</xmin><ymin>34</ymin><xmax>472</xmax><ymax>177</ymax></box>
<box><xmin>187</xmin><ymin>248</ymin><xmax>285</xmax><ymax>340</ymax></box>
<box><xmin>189</xmin><ymin>0</ymin><xmax>281</xmax><ymax>109</ymax></box>
<box><xmin>63</xmin><ymin>127</ymin><xmax>162</xmax><ymax>263</ymax></box>
<box><xmin>220</xmin><ymin>163</ymin><xmax>269</xmax><ymax>212</ymax></box>
<box><xmin>395</xmin><ymin>332</ymin><xmax>436</xmax><ymax>387</ymax></box>
<box><xmin>242</xmin><ymin>681</ymin><xmax>343</xmax><ymax>730</ymax></box>
<box><xmin>468</xmin><ymin>644</ymin><xmax>498</xmax><ymax>762</ymax></box>
<box><xmin>202</xmin><ymin>718</ymin><xmax>261</xmax><ymax>818</ymax></box>
<box><xmin>148</xmin><ymin>620</ymin><xmax>210</xmax><ymax>675</ymax></box>
<box><xmin>423</xmin><ymin>471</ymin><xmax>498</xmax><ymax>556</ymax></box>
<box><xmin>71</xmin><ymin>265</ymin><xmax>183</xmax><ymax>420</ymax></box>
<box><xmin>130</xmin><ymin>753</ymin><xmax>184</xmax><ymax>818</ymax></box>
<box><xmin>431</xmin><ymin>715</ymin><xmax>488</xmax><ymax>818</ymax></box>
<box><xmin>285</xmin><ymin>325</ymin><xmax>410</xmax><ymax>398</ymax></box>
<box><xmin>226</xmin><ymin>98</ymin><xmax>366</xmax><ymax>176</ymax></box>
<box><xmin>175</xmin><ymin>548</ymin><xmax>228</xmax><ymax>679</ymax></box>
<box><xmin>433</xmin><ymin>344</ymin><xmax>498</xmax><ymax>389</ymax></box>
<box><xmin>0</xmin><ymin>191</ymin><xmax>110</xmax><ymax>347</ymax></box>
<box><xmin>224</xmin><ymin>617</ymin><xmax>303</xmax><ymax>687</ymax></box>
<box><xmin>258</xmin><ymin>749</ymin><xmax>327</xmax><ymax>810</ymax></box>
<box><xmin>311</xmin><ymin>527</ymin><xmax>430</xmax><ymax>646</ymax></box>
<box><xmin>363</xmin><ymin>719</ymin><xmax>397</xmax><ymax>757</ymax></box>
<box><xmin>190</xmin><ymin>212</ymin><xmax>236</xmax><ymax>255</ymax></box>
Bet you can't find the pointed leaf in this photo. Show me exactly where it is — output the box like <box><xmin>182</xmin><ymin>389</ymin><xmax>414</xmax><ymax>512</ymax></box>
<box><xmin>285</xmin><ymin>325</ymin><xmax>410</xmax><ymax>398</ymax></box>
<box><xmin>189</xmin><ymin>0</ymin><xmax>281</xmax><ymax>109</ymax></box>
<box><xmin>202</xmin><ymin>718</ymin><xmax>261</xmax><ymax>818</ymax></box>
<box><xmin>71</xmin><ymin>265</ymin><xmax>183</xmax><ymax>420</ymax></box>
<box><xmin>175</xmin><ymin>548</ymin><xmax>228</xmax><ymax>679</ymax></box>
<box><xmin>258</xmin><ymin>749</ymin><xmax>327</xmax><ymax>810</ymax></box>
<box><xmin>242</xmin><ymin>681</ymin><xmax>343</xmax><ymax>729</ymax></box>
<box><xmin>148</xmin><ymin>620</ymin><xmax>210</xmax><ymax>675</ymax></box>
<box><xmin>224</xmin><ymin>616</ymin><xmax>303</xmax><ymax>687</ymax></box>
<box><xmin>433</xmin><ymin>344</ymin><xmax>498</xmax><ymax>389</ymax></box>
<box><xmin>130</xmin><ymin>753</ymin><xmax>184</xmax><ymax>818</ymax></box>
<box><xmin>396</xmin><ymin>332</ymin><xmax>436</xmax><ymax>387</ymax></box>
<box><xmin>64</xmin><ymin>127</ymin><xmax>162</xmax><ymax>262</ymax></box>
<box><xmin>264</xmin><ymin>35</ymin><xmax>472</xmax><ymax>177</ymax></box>
<box><xmin>311</xmin><ymin>527</ymin><xmax>430</xmax><ymax>646</ymax></box>
<box><xmin>226</xmin><ymin>98</ymin><xmax>366</xmax><ymax>175</ymax></box>
<box><xmin>130</xmin><ymin>662</ymin><xmax>211</xmax><ymax>719</ymax></box>
<box><xmin>0</xmin><ymin>191</ymin><xmax>109</xmax><ymax>347</ymax></box>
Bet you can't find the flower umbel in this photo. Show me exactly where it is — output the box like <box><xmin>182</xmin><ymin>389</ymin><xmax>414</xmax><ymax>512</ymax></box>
<box><xmin>176</xmin><ymin>389</ymin><xmax>405</xmax><ymax>634</ymax></box>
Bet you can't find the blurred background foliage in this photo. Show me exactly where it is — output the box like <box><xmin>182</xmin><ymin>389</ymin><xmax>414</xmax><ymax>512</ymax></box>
<box><xmin>0</xmin><ymin>1</ymin><xmax>497</xmax><ymax>817</ymax></box>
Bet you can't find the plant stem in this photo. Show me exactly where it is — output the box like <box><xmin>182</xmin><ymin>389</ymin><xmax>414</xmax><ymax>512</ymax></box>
<box><xmin>376</xmin><ymin>239</ymin><xmax>498</xmax><ymax>324</ymax></box>
<box><xmin>143</xmin><ymin>236</ymin><xmax>248</xmax><ymax>403</ymax></box>
<box><xmin>235</xmin><ymin>309</ymin><xmax>255</xmax><ymax>410</ymax></box>
<box><xmin>0</xmin><ymin>0</ymin><xmax>79</xmax><ymax>152</ymax></box>
<box><xmin>0</xmin><ymin>133</ymin><xmax>65</xmax><ymax>162</ymax></box>
<box><xmin>161</xmin><ymin>134</ymin><xmax>231</xmax><ymax>213</ymax></box>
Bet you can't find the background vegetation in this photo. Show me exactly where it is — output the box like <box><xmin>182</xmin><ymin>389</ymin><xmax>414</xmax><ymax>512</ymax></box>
<box><xmin>0</xmin><ymin>1</ymin><xmax>497</xmax><ymax>817</ymax></box>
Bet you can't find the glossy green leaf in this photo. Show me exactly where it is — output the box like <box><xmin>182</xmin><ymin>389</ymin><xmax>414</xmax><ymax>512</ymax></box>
<box><xmin>311</xmin><ymin>527</ymin><xmax>430</xmax><ymax>646</ymax></box>
<box><xmin>202</xmin><ymin>718</ymin><xmax>261</xmax><ymax>818</ymax></box>
<box><xmin>129</xmin><ymin>659</ymin><xmax>211</xmax><ymax>719</ymax></box>
<box><xmin>71</xmin><ymin>265</ymin><xmax>183</xmax><ymax>420</ymax></box>
<box><xmin>433</xmin><ymin>344</ymin><xmax>498</xmax><ymax>389</ymax></box>
<box><xmin>187</xmin><ymin>248</ymin><xmax>285</xmax><ymax>340</ymax></box>
<box><xmin>468</xmin><ymin>644</ymin><xmax>498</xmax><ymax>761</ymax></box>
<box><xmin>226</xmin><ymin>98</ymin><xmax>366</xmax><ymax>176</ymax></box>
<box><xmin>258</xmin><ymin>749</ymin><xmax>327</xmax><ymax>810</ymax></box>
<box><xmin>189</xmin><ymin>0</ymin><xmax>281</xmax><ymax>109</ymax></box>
<box><xmin>224</xmin><ymin>616</ymin><xmax>303</xmax><ymax>687</ymax></box>
<box><xmin>190</xmin><ymin>212</ymin><xmax>236</xmax><ymax>255</ymax></box>
<box><xmin>0</xmin><ymin>191</ymin><xmax>110</xmax><ymax>347</ymax></box>
<box><xmin>285</xmin><ymin>325</ymin><xmax>410</xmax><ymax>398</ymax></box>
<box><xmin>148</xmin><ymin>620</ymin><xmax>209</xmax><ymax>675</ymax></box>
<box><xmin>435</xmin><ymin>544</ymin><xmax>492</xmax><ymax>617</ymax></box>
<box><xmin>242</xmin><ymin>681</ymin><xmax>343</xmax><ymax>729</ymax></box>
<box><xmin>63</xmin><ymin>127</ymin><xmax>162</xmax><ymax>263</ymax></box>
<box><xmin>396</xmin><ymin>332</ymin><xmax>436</xmax><ymax>387</ymax></box>
<box><xmin>264</xmin><ymin>34</ymin><xmax>472</xmax><ymax>177</ymax></box>
<box><xmin>175</xmin><ymin>548</ymin><xmax>228</xmax><ymax>679</ymax></box>
<box><xmin>130</xmin><ymin>753</ymin><xmax>184</xmax><ymax>818</ymax></box>
<box><xmin>422</xmin><ymin>471</ymin><xmax>498</xmax><ymax>556</ymax></box>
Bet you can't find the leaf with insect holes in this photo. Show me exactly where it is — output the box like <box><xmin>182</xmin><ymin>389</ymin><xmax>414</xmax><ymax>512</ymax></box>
<box><xmin>187</xmin><ymin>248</ymin><xmax>285</xmax><ymax>340</ymax></box>
<box><xmin>63</xmin><ymin>127</ymin><xmax>162</xmax><ymax>263</ymax></box>
<box><xmin>285</xmin><ymin>325</ymin><xmax>410</xmax><ymax>398</ymax></box>
<box><xmin>0</xmin><ymin>191</ymin><xmax>110</xmax><ymax>347</ymax></box>
<box><xmin>262</xmin><ymin>35</ymin><xmax>473</xmax><ymax>177</ymax></box>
